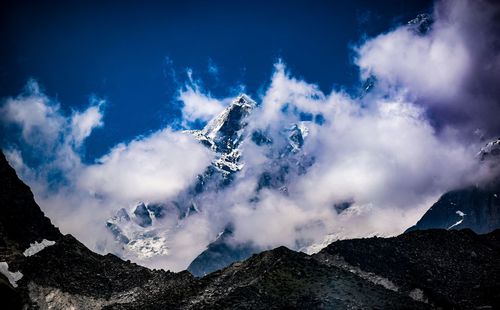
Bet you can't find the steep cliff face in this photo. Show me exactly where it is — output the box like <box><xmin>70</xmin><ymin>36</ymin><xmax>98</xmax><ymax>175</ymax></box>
<box><xmin>406</xmin><ymin>185</ymin><xmax>500</xmax><ymax>233</ymax></box>
<box><xmin>0</xmin><ymin>152</ymin><xmax>61</xmax><ymax>265</ymax></box>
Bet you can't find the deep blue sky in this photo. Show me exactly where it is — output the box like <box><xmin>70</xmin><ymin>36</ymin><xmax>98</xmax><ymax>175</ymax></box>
<box><xmin>0</xmin><ymin>0</ymin><xmax>432</xmax><ymax>161</ymax></box>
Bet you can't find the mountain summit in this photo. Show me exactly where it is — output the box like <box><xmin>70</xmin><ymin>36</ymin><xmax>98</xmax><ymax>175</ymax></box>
<box><xmin>186</xmin><ymin>94</ymin><xmax>256</xmax><ymax>177</ymax></box>
<box><xmin>103</xmin><ymin>93</ymin><xmax>315</xmax><ymax>265</ymax></box>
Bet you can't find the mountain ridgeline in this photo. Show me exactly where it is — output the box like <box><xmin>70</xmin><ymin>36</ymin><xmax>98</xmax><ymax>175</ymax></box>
<box><xmin>407</xmin><ymin>138</ymin><xmax>500</xmax><ymax>234</ymax></box>
<box><xmin>1</xmin><ymin>148</ymin><xmax>500</xmax><ymax>308</ymax></box>
<box><xmin>101</xmin><ymin>92</ymin><xmax>500</xmax><ymax>279</ymax></box>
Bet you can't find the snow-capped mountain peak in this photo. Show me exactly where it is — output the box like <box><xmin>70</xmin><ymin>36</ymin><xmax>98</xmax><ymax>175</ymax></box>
<box><xmin>104</xmin><ymin>94</ymin><xmax>316</xmax><ymax>263</ymax></box>
<box><xmin>189</xmin><ymin>94</ymin><xmax>255</xmax><ymax>150</ymax></box>
<box><xmin>187</xmin><ymin>94</ymin><xmax>256</xmax><ymax>175</ymax></box>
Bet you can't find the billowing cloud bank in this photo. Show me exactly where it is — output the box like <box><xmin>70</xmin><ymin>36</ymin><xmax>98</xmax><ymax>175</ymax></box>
<box><xmin>1</xmin><ymin>0</ymin><xmax>499</xmax><ymax>271</ymax></box>
<box><xmin>1</xmin><ymin>80</ymin><xmax>214</xmax><ymax>259</ymax></box>
<box><xmin>357</xmin><ymin>0</ymin><xmax>500</xmax><ymax>137</ymax></box>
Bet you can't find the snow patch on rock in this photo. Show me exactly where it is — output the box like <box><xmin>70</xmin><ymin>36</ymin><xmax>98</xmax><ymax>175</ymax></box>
<box><xmin>23</xmin><ymin>239</ymin><xmax>56</xmax><ymax>257</ymax></box>
<box><xmin>447</xmin><ymin>210</ymin><xmax>466</xmax><ymax>230</ymax></box>
<box><xmin>0</xmin><ymin>261</ymin><xmax>23</xmax><ymax>287</ymax></box>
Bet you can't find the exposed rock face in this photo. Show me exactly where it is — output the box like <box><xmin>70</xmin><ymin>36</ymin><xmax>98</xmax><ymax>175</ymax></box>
<box><xmin>0</xmin><ymin>152</ymin><xmax>61</xmax><ymax>265</ymax></box>
<box><xmin>406</xmin><ymin>185</ymin><xmax>500</xmax><ymax>233</ymax></box>
<box><xmin>407</xmin><ymin>137</ymin><xmax>500</xmax><ymax>234</ymax></box>
<box><xmin>1</xmin><ymin>150</ymin><xmax>499</xmax><ymax>309</ymax></box>
<box><xmin>478</xmin><ymin>137</ymin><xmax>500</xmax><ymax>161</ymax></box>
<box><xmin>133</xmin><ymin>203</ymin><xmax>152</xmax><ymax>227</ymax></box>
<box><xmin>407</xmin><ymin>13</ymin><xmax>433</xmax><ymax>35</ymax></box>
<box><xmin>188</xmin><ymin>94</ymin><xmax>256</xmax><ymax>179</ymax></box>
<box><xmin>187</xmin><ymin>246</ymin><xmax>427</xmax><ymax>310</ymax></box>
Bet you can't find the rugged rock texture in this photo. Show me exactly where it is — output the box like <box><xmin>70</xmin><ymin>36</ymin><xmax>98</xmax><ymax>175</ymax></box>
<box><xmin>188</xmin><ymin>247</ymin><xmax>426</xmax><ymax>310</ymax></box>
<box><xmin>1</xmin><ymin>150</ymin><xmax>499</xmax><ymax>309</ymax></box>
<box><xmin>19</xmin><ymin>235</ymin><xmax>202</xmax><ymax>309</ymax></box>
<box><xmin>316</xmin><ymin>229</ymin><xmax>500</xmax><ymax>309</ymax></box>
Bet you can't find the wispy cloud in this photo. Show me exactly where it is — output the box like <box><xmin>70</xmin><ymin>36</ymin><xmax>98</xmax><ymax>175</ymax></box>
<box><xmin>207</xmin><ymin>58</ymin><xmax>219</xmax><ymax>77</ymax></box>
<box><xmin>178</xmin><ymin>85</ymin><xmax>227</xmax><ymax>124</ymax></box>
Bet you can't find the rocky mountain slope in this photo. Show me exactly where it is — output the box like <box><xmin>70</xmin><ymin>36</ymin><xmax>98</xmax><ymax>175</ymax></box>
<box><xmin>406</xmin><ymin>185</ymin><xmax>500</xmax><ymax>233</ymax></box>
<box><xmin>407</xmin><ymin>137</ymin><xmax>500</xmax><ymax>234</ymax></box>
<box><xmin>187</xmin><ymin>227</ymin><xmax>257</xmax><ymax>278</ymax></box>
<box><xmin>316</xmin><ymin>229</ymin><xmax>500</xmax><ymax>309</ymax></box>
<box><xmin>1</xmin><ymin>150</ymin><xmax>500</xmax><ymax>309</ymax></box>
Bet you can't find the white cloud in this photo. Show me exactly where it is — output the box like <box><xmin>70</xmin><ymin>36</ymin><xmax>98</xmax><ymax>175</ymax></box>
<box><xmin>220</xmin><ymin>60</ymin><xmax>483</xmax><ymax>250</ymax></box>
<box><xmin>70</xmin><ymin>98</ymin><xmax>105</xmax><ymax>146</ymax></box>
<box><xmin>356</xmin><ymin>0</ymin><xmax>500</xmax><ymax>136</ymax></box>
<box><xmin>1</xmin><ymin>0</ymin><xmax>499</xmax><ymax>272</ymax></box>
<box><xmin>251</xmin><ymin>62</ymin><xmax>325</xmax><ymax>130</ymax></box>
<box><xmin>79</xmin><ymin>128</ymin><xmax>212</xmax><ymax>203</ymax></box>
<box><xmin>1</xmin><ymin>80</ymin><xmax>215</xmax><ymax>270</ymax></box>
<box><xmin>356</xmin><ymin>25</ymin><xmax>469</xmax><ymax>100</ymax></box>
<box><xmin>1</xmin><ymin>79</ymin><xmax>64</xmax><ymax>151</ymax></box>
<box><xmin>178</xmin><ymin>86</ymin><xmax>227</xmax><ymax>124</ymax></box>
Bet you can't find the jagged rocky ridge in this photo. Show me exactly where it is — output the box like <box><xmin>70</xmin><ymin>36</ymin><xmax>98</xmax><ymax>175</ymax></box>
<box><xmin>1</xmin><ymin>151</ymin><xmax>500</xmax><ymax>309</ymax></box>
<box><xmin>103</xmin><ymin>95</ymin><xmax>258</xmax><ymax>260</ymax></box>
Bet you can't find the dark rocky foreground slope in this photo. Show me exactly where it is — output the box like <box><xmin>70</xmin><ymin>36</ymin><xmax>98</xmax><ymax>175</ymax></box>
<box><xmin>1</xmin><ymin>151</ymin><xmax>499</xmax><ymax>309</ymax></box>
<box><xmin>316</xmin><ymin>229</ymin><xmax>500</xmax><ymax>309</ymax></box>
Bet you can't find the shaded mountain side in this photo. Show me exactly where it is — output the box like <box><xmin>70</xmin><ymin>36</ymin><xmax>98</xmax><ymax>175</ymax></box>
<box><xmin>18</xmin><ymin>235</ymin><xmax>204</xmax><ymax>309</ymax></box>
<box><xmin>316</xmin><ymin>229</ymin><xmax>500</xmax><ymax>309</ymax></box>
<box><xmin>179</xmin><ymin>247</ymin><xmax>427</xmax><ymax>310</ymax></box>
<box><xmin>1</xmin><ymin>149</ymin><xmax>499</xmax><ymax>309</ymax></box>
<box><xmin>407</xmin><ymin>137</ymin><xmax>500</xmax><ymax>234</ymax></box>
<box><xmin>0</xmin><ymin>151</ymin><xmax>62</xmax><ymax>266</ymax></box>
<box><xmin>406</xmin><ymin>184</ymin><xmax>500</xmax><ymax>234</ymax></box>
<box><xmin>105</xmin><ymin>245</ymin><xmax>426</xmax><ymax>310</ymax></box>
<box><xmin>187</xmin><ymin>228</ymin><xmax>259</xmax><ymax>277</ymax></box>
<box><xmin>14</xmin><ymin>235</ymin><xmax>426</xmax><ymax>310</ymax></box>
